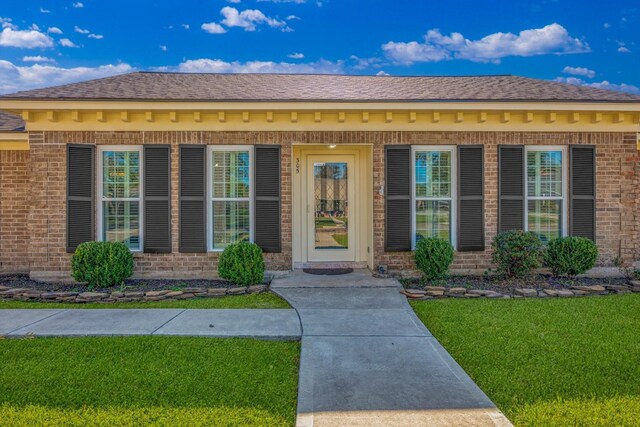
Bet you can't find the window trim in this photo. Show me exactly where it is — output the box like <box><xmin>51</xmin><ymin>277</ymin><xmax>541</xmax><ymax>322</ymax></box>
<box><xmin>206</xmin><ymin>145</ymin><xmax>255</xmax><ymax>252</ymax></box>
<box><xmin>524</xmin><ymin>145</ymin><xmax>568</xmax><ymax>240</ymax></box>
<box><xmin>411</xmin><ymin>145</ymin><xmax>457</xmax><ymax>250</ymax></box>
<box><xmin>96</xmin><ymin>145</ymin><xmax>144</xmax><ymax>252</ymax></box>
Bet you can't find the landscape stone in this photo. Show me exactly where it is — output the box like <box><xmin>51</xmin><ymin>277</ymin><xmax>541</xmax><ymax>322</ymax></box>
<box><xmin>183</xmin><ymin>287</ymin><xmax>205</xmax><ymax>293</ymax></box>
<box><xmin>145</xmin><ymin>290</ymin><xmax>170</xmax><ymax>297</ymax></box>
<box><xmin>175</xmin><ymin>293</ymin><xmax>195</xmax><ymax>299</ymax></box>
<box><xmin>227</xmin><ymin>287</ymin><xmax>248</xmax><ymax>295</ymax></box>
<box><xmin>605</xmin><ymin>284</ymin><xmax>631</xmax><ymax>292</ymax></box>
<box><xmin>165</xmin><ymin>291</ymin><xmax>184</xmax><ymax>297</ymax></box>
<box><xmin>78</xmin><ymin>292</ymin><xmax>109</xmax><ymax>299</ymax></box>
<box><xmin>556</xmin><ymin>290</ymin><xmax>575</xmax><ymax>297</ymax></box>
<box><xmin>571</xmin><ymin>285</ymin><xmax>606</xmax><ymax>293</ymax></box>
<box><xmin>463</xmin><ymin>293</ymin><xmax>480</xmax><ymax>298</ymax></box>
<box><xmin>425</xmin><ymin>290</ymin><xmax>445</xmax><ymax>297</ymax></box>
<box><xmin>514</xmin><ymin>288</ymin><xmax>537</xmax><ymax>297</ymax></box>
<box><xmin>248</xmin><ymin>285</ymin><xmax>267</xmax><ymax>294</ymax></box>
<box><xmin>447</xmin><ymin>287</ymin><xmax>467</xmax><ymax>294</ymax></box>
<box><xmin>124</xmin><ymin>291</ymin><xmax>144</xmax><ymax>297</ymax></box>
<box><xmin>207</xmin><ymin>288</ymin><xmax>227</xmax><ymax>296</ymax></box>
<box><xmin>572</xmin><ymin>290</ymin><xmax>589</xmax><ymax>296</ymax></box>
<box><xmin>629</xmin><ymin>280</ymin><xmax>640</xmax><ymax>287</ymax></box>
<box><xmin>543</xmin><ymin>289</ymin><xmax>559</xmax><ymax>296</ymax></box>
<box><xmin>424</xmin><ymin>286</ymin><xmax>446</xmax><ymax>292</ymax></box>
<box><xmin>405</xmin><ymin>289</ymin><xmax>427</xmax><ymax>295</ymax></box>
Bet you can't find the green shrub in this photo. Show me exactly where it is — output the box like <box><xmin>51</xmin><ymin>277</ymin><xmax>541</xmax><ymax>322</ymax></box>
<box><xmin>71</xmin><ymin>241</ymin><xmax>134</xmax><ymax>288</ymax></box>
<box><xmin>218</xmin><ymin>241</ymin><xmax>265</xmax><ymax>285</ymax></box>
<box><xmin>545</xmin><ymin>236</ymin><xmax>598</xmax><ymax>276</ymax></box>
<box><xmin>414</xmin><ymin>237</ymin><xmax>454</xmax><ymax>281</ymax></box>
<box><xmin>491</xmin><ymin>230</ymin><xmax>544</xmax><ymax>278</ymax></box>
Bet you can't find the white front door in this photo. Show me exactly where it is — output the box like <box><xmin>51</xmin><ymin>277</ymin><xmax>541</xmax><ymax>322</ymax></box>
<box><xmin>307</xmin><ymin>155</ymin><xmax>356</xmax><ymax>262</ymax></box>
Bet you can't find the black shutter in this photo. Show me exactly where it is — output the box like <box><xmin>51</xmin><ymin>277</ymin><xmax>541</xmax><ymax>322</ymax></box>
<box><xmin>144</xmin><ymin>145</ymin><xmax>171</xmax><ymax>253</ymax></box>
<box><xmin>67</xmin><ymin>144</ymin><xmax>95</xmax><ymax>252</ymax></box>
<box><xmin>385</xmin><ymin>145</ymin><xmax>412</xmax><ymax>251</ymax></box>
<box><xmin>458</xmin><ymin>145</ymin><xmax>484</xmax><ymax>251</ymax></box>
<box><xmin>498</xmin><ymin>145</ymin><xmax>525</xmax><ymax>233</ymax></box>
<box><xmin>570</xmin><ymin>145</ymin><xmax>596</xmax><ymax>241</ymax></box>
<box><xmin>179</xmin><ymin>145</ymin><xmax>206</xmax><ymax>252</ymax></box>
<box><xmin>254</xmin><ymin>145</ymin><xmax>281</xmax><ymax>253</ymax></box>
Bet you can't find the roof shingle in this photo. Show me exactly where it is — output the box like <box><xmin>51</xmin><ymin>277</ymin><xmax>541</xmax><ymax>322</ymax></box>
<box><xmin>2</xmin><ymin>72</ymin><xmax>640</xmax><ymax>103</ymax></box>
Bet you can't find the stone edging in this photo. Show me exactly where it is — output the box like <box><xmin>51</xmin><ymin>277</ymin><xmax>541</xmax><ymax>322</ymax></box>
<box><xmin>0</xmin><ymin>285</ymin><xmax>268</xmax><ymax>303</ymax></box>
<box><xmin>402</xmin><ymin>281</ymin><xmax>640</xmax><ymax>300</ymax></box>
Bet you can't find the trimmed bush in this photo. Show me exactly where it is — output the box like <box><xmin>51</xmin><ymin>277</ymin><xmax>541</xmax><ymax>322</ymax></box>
<box><xmin>71</xmin><ymin>241</ymin><xmax>134</xmax><ymax>288</ymax></box>
<box><xmin>414</xmin><ymin>237</ymin><xmax>454</xmax><ymax>281</ymax></box>
<box><xmin>491</xmin><ymin>230</ymin><xmax>544</xmax><ymax>278</ymax></box>
<box><xmin>545</xmin><ymin>236</ymin><xmax>598</xmax><ymax>276</ymax></box>
<box><xmin>218</xmin><ymin>241</ymin><xmax>265</xmax><ymax>285</ymax></box>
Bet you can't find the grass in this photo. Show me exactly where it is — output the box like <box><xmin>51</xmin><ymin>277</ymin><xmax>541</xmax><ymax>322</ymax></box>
<box><xmin>0</xmin><ymin>336</ymin><xmax>300</xmax><ymax>426</ymax></box>
<box><xmin>0</xmin><ymin>292</ymin><xmax>290</xmax><ymax>309</ymax></box>
<box><xmin>410</xmin><ymin>294</ymin><xmax>640</xmax><ymax>427</ymax></box>
<box><xmin>332</xmin><ymin>233</ymin><xmax>348</xmax><ymax>247</ymax></box>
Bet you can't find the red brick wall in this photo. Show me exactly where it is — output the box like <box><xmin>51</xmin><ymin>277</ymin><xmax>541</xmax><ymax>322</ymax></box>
<box><xmin>19</xmin><ymin>130</ymin><xmax>640</xmax><ymax>279</ymax></box>
<box><xmin>0</xmin><ymin>150</ymin><xmax>30</xmax><ymax>273</ymax></box>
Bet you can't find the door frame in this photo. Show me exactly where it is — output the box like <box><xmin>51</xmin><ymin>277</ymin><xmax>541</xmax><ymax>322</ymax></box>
<box><xmin>291</xmin><ymin>144</ymin><xmax>373</xmax><ymax>268</ymax></box>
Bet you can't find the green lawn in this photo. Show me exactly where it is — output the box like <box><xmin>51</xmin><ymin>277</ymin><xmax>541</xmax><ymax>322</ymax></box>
<box><xmin>0</xmin><ymin>292</ymin><xmax>290</xmax><ymax>309</ymax></box>
<box><xmin>0</xmin><ymin>336</ymin><xmax>299</xmax><ymax>426</ymax></box>
<box><xmin>411</xmin><ymin>295</ymin><xmax>640</xmax><ymax>427</ymax></box>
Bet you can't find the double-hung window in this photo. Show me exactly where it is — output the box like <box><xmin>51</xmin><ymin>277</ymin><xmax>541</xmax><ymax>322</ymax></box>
<box><xmin>98</xmin><ymin>147</ymin><xmax>143</xmax><ymax>251</ymax></box>
<box><xmin>525</xmin><ymin>146</ymin><xmax>567</xmax><ymax>242</ymax></box>
<box><xmin>412</xmin><ymin>146</ymin><xmax>456</xmax><ymax>247</ymax></box>
<box><xmin>208</xmin><ymin>146</ymin><xmax>253</xmax><ymax>251</ymax></box>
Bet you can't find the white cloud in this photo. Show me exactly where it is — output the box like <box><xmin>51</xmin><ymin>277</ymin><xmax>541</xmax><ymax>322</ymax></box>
<box><xmin>382</xmin><ymin>23</ymin><xmax>590</xmax><ymax>64</ymax></box>
<box><xmin>603</xmin><ymin>22</ymin><xmax>611</xmax><ymax>29</ymax></box>
<box><xmin>47</xmin><ymin>26</ymin><xmax>63</xmax><ymax>34</ymax></box>
<box><xmin>286</xmin><ymin>15</ymin><xmax>300</xmax><ymax>20</ymax></box>
<box><xmin>30</xmin><ymin>24</ymin><xmax>41</xmax><ymax>31</ymax></box>
<box><xmin>220</xmin><ymin>7</ymin><xmax>287</xmax><ymax>31</ymax></box>
<box><xmin>562</xmin><ymin>66</ymin><xmax>595</xmax><ymax>78</ymax></box>
<box><xmin>555</xmin><ymin>77</ymin><xmax>640</xmax><ymax>95</ymax></box>
<box><xmin>73</xmin><ymin>2</ymin><xmax>84</xmax><ymax>8</ymax></box>
<box><xmin>88</xmin><ymin>33</ymin><xmax>103</xmax><ymax>39</ymax></box>
<box><xmin>0</xmin><ymin>27</ymin><xmax>54</xmax><ymax>48</ymax></box>
<box><xmin>74</xmin><ymin>26</ymin><xmax>90</xmax><ymax>34</ymax></box>
<box><xmin>160</xmin><ymin>45</ymin><xmax>167</xmax><ymax>51</ymax></box>
<box><xmin>287</xmin><ymin>52</ymin><xmax>304</xmax><ymax>59</ymax></box>
<box><xmin>376</xmin><ymin>70</ymin><xmax>390</xmax><ymax>76</ymax></box>
<box><xmin>227</xmin><ymin>0</ymin><xmax>241</xmax><ymax>3</ymax></box>
<box><xmin>176</xmin><ymin>58</ymin><xmax>344</xmax><ymax>74</ymax></box>
<box><xmin>182</xmin><ymin>24</ymin><xmax>190</xmax><ymax>29</ymax></box>
<box><xmin>40</xmin><ymin>7</ymin><xmax>51</xmax><ymax>13</ymax></box>
<box><xmin>59</xmin><ymin>38</ymin><xmax>79</xmax><ymax>47</ymax></box>
<box><xmin>618</xmin><ymin>46</ymin><xmax>631</xmax><ymax>53</ymax></box>
<box><xmin>349</xmin><ymin>55</ymin><xmax>383</xmax><ymax>70</ymax></box>
<box><xmin>22</xmin><ymin>55</ymin><xmax>56</xmax><ymax>63</ymax></box>
<box><xmin>201</xmin><ymin>22</ymin><xmax>227</xmax><ymax>34</ymax></box>
<box><xmin>0</xmin><ymin>60</ymin><xmax>133</xmax><ymax>94</ymax></box>
<box><xmin>0</xmin><ymin>17</ymin><xmax>17</xmax><ymax>29</ymax></box>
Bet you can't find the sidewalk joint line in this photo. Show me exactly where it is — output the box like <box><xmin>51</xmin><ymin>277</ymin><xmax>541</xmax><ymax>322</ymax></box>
<box><xmin>150</xmin><ymin>309</ymin><xmax>187</xmax><ymax>335</ymax></box>
<box><xmin>6</xmin><ymin>309</ymin><xmax>69</xmax><ymax>336</ymax></box>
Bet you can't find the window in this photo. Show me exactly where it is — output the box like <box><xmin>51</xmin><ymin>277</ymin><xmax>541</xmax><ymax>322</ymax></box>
<box><xmin>412</xmin><ymin>147</ymin><xmax>456</xmax><ymax>247</ymax></box>
<box><xmin>98</xmin><ymin>147</ymin><xmax>142</xmax><ymax>251</ymax></box>
<box><xmin>525</xmin><ymin>147</ymin><xmax>567</xmax><ymax>242</ymax></box>
<box><xmin>208</xmin><ymin>146</ymin><xmax>253</xmax><ymax>250</ymax></box>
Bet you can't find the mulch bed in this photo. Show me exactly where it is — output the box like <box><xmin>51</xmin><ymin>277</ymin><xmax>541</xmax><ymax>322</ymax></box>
<box><xmin>400</xmin><ymin>274</ymin><xmax>630</xmax><ymax>292</ymax></box>
<box><xmin>0</xmin><ymin>274</ymin><xmax>240</xmax><ymax>293</ymax></box>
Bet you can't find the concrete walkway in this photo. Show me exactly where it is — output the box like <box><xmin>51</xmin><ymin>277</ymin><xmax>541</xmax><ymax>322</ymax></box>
<box><xmin>0</xmin><ymin>308</ymin><xmax>300</xmax><ymax>340</ymax></box>
<box><xmin>271</xmin><ymin>270</ymin><xmax>512</xmax><ymax>427</ymax></box>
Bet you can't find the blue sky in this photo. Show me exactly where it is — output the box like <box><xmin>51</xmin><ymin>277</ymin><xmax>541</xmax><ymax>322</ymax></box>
<box><xmin>0</xmin><ymin>0</ymin><xmax>638</xmax><ymax>94</ymax></box>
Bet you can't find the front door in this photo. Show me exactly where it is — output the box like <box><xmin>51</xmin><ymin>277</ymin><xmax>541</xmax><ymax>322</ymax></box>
<box><xmin>307</xmin><ymin>155</ymin><xmax>356</xmax><ymax>262</ymax></box>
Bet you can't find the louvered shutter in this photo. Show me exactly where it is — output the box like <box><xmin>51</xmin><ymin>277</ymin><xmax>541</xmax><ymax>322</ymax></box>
<box><xmin>144</xmin><ymin>145</ymin><xmax>171</xmax><ymax>253</ymax></box>
<box><xmin>457</xmin><ymin>145</ymin><xmax>484</xmax><ymax>251</ymax></box>
<box><xmin>385</xmin><ymin>145</ymin><xmax>412</xmax><ymax>251</ymax></box>
<box><xmin>570</xmin><ymin>145</ymin><xmax>596</xmax><ymax>241</ymax></box>
<box><xmin>179</xmin><ymin>145</ymin><xmax>206</xmax><ymax>252</ymax></box>
<box><xmin>254</xmin><ymin>145</ymin><xmax>281</xmax><ymax>253</ymax></box>
<box><xmin>67</xmin><ymin>144</ymin><xmax>95</xmax><ymax>252</ymax></box>
<box><xmin>498</xmin><ymin>145</ymin><xmax>525</xmax><ymax>233</ymax></box>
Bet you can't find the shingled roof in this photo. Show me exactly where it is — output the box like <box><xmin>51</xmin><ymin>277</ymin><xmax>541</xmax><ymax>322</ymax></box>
<box><xmin>0</xmin><ymin>112</ymin><xmax>25</xmax><ymax>131</ymax></box>
<box><xmin>2</xmin><ymin>72</ymin><xmax>640</xmax><ymax>103</ymax></box>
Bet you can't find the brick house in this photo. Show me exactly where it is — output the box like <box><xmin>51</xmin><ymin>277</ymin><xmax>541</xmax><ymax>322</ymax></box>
<box><xmin>0</xmin><ymin>73</ymin><xmax>639</xmax><ymax>280</ymax></box>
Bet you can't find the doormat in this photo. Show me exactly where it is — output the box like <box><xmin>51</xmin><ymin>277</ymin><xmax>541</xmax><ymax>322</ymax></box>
<box><xmin>303</xmin><ymin>268</ymin><xmax>354</xmax><ymax>275</ymax></box>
